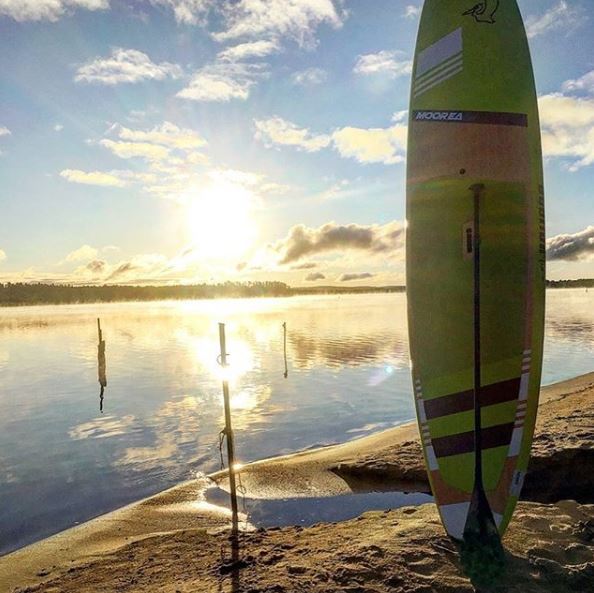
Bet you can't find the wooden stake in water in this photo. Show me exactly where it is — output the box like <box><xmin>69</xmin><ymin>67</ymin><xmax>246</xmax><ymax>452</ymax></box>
<box><xmin>97</xmin><ymin>318</ymin><xmax>107</xmax><ymax>412</ymax></box>
<box><xmin>282</xmin><ymin>322</ymin><xmax>288</xmax><ymax>379</ymax></box>
<box><xmin>218</xmin><ymin>323</ymin><xmax>239</xmax><ymax>535</ymax></box>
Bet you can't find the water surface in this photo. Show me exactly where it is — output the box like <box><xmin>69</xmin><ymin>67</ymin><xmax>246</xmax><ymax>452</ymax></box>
<box><xmin>1</xmin><ymin>290</ymin><xmax>593</xmax><ymax>555</ymax></box>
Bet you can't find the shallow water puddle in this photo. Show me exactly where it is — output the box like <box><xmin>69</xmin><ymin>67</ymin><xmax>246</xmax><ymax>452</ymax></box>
<box><xmin>205</xmin><ymin>487</ymin><xmax>433</xmax><ymax>528</ymax></box>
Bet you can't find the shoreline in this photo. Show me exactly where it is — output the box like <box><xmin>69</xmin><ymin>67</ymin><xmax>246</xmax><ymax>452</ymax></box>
<box><xmin>2</xmin><ymin>371</ymin><xmax>593</xmax><ymax>592</ymax></box>
<box><xmin>0</xmin><ymin>285</ymin><xmax>589</xmax><ymax>310</ymax></box>
<box><xmin>211</xmin><ymin>371</ymin><xmax>594</xmax><ymax>503</ymax></box>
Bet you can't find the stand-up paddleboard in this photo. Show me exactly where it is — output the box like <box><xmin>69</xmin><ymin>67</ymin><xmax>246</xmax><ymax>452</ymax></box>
<box><xmin>406</xmin><ymin>0</ymin><xmax>545</xmax><ymax>541</ymax></box>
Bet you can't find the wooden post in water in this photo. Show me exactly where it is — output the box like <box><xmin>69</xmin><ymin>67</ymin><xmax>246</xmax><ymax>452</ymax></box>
<box><xmin>218</xmin><ymin>323</ymin><xmax>239</xmax><ymax>536</ymax></box>
<box><xmin>282</xmin><ymin>322</ymin><xmax>288</xmax><ymax>379</ymax></box>
<box><xmin>97</xmin><ymin>318</ymin><xmax>107</xmax><ymax>412</ymax></box>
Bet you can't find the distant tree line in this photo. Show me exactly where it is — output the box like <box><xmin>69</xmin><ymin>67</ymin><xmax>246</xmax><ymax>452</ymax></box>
<box><xmin>295</xmin><ymin>285</ymin><xmax>406</xmax><ymax>295</ymax></box>
<box><xmin>0</xmin><ymin>282</ymin><xmax>408</xmax><ymax>306</ymax></box>
<box><xmin>0</xmin><ymin>280</ymin><xmax>587</xmax><ymax>307</ymax></box>
<box><xmin>0</xmin><ymin>282</ymin><xmax>292</xmax><ymax>306</ymax></box>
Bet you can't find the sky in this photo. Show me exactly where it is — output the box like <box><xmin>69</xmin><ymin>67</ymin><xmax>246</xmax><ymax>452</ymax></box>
<box><xmin>0</xmin><ymin>0</ymin><xmax>593</xmax><ymax>287</ymax></box>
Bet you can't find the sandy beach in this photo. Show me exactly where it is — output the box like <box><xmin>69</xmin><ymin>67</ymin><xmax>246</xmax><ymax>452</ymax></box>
<box><xmin>211</xmin><ymin>372</ymin><xmax>594</xmax><ymax>504</ymax></box>
<box><xmin>2</xmin><ymin>372</ymin><xmax>593</xmax><ymax>592</ymax></box>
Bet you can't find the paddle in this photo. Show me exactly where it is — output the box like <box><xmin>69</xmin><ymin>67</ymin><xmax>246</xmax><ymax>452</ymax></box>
<box><xmin>460</xmin><ymin>184</ymin><xmax>506</xmax><ymax>588</ymax></box>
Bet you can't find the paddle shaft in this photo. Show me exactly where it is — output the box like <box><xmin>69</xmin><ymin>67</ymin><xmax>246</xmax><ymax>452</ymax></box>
<box><xmin>472</xmin><ymin>184</ymin><xmax>485</xmax><ymax>490</ymax></box>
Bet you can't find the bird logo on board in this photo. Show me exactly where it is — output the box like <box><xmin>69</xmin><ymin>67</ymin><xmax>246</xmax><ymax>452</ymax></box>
<box><xmin>463</xmin><ymin>0</ymin><xmax>500</xmax><ymax>24</ymax></box>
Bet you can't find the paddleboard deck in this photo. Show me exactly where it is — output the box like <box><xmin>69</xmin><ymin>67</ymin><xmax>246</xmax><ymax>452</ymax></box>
<box><xmin>406</xmin><ymin>0</ymin><xmax>545</xmax><ymax>540</ymax></box>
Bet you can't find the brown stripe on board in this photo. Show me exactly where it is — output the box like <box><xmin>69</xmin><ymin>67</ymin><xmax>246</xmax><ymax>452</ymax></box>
<box><xmin>425</xmin><ymin>390</ymin><xmax>474</xmax><ymax>420</ymax></box>
<box><xmin>424</xmin><ymin>377</ymin><xmax>521</xmax><ymax>420</ymax></box>
<box><xmin>432</xmin><ymin>423</ymin><xmax>515</xmax><ymax>458</ymax></box>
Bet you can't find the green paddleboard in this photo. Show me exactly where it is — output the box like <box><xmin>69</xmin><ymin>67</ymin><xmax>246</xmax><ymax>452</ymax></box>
<box><xmin>406</xmin><ymin>0</ymin><xmax>545</xmax><ymax>539</ymax></box>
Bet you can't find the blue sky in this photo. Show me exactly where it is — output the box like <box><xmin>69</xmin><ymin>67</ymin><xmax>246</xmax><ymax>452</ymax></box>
<box><xmin>0</xmin><ymin>0</ymin><xmax>593</xmax><ymax>286</ymax></box>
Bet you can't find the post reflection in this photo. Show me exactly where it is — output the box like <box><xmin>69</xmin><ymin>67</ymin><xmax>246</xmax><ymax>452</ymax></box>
<box><xmin>97</xmin><ymin>318</ymin><xmax>107</xmax><ymax>413</ymax></box>
<box><xmin>283</xmin><ymin>321</ymin><xmax>288</xmax><ymax>379</ymax></box>
<box><xmin>217</xmin><ymin>503</ymin><xmax>244</xmax><ymax>593</ymax></box>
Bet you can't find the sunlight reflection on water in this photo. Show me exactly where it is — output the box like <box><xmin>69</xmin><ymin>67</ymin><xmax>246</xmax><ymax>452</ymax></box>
<box><xmin>0</xmin><ymin>290</ymin><xmax>593</xmax><ymax>554</ymax></box>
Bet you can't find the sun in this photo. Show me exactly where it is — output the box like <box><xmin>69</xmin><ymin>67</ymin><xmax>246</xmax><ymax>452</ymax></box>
<box><xmin>184</xmin><ymin>175</ymin><xmax>258</xmax><ymax>263</ymax></box>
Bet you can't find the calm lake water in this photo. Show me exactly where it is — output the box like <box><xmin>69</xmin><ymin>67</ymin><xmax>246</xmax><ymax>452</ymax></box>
<box><xmin>1</xmin><ymin>291</ymin><xmax>593</xmax><ymax>555</ymax></box>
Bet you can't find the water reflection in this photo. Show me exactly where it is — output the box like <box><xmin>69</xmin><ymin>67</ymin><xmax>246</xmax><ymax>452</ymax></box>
<box><xmin>206</xmin><ymin>486</ymin><xmax>432</xmax><ymax>528</ymax></box>
<box><xmin>0</xmin><ymin>291</ymin><xmax>593</xmax><ymax>555</ymax></box>
<box><xmin>542</xmin><ymin>289</ymin><xmax>594</xmax><ymax>384</ymax></box>
<box><xmin>69</xmin><ymin>415</ymin><xmax>136</xmax><ymax>440</ymax></box>
<box><xmin>113</xmin><ymin>395</ymin><xmax>211</xmax><ymax>471</ymax></box>
<box><xmin>282</xmin><ymin>322</ymin><xmax>288</xmax><ymax>379</ymax></box>
<box><xmin>97</xmin><ymin>318</ymin><xmax>107</xmax><ymax>413</ymax></box>
<box><xmin>547</xmin><ymin>318</ymin><xmax>594</xmax><ymax>339</ymax></box>
<box><xmin>289</xmin><ymin>330</ymin><xmax>409</xmax><ymax>369</ymax></box>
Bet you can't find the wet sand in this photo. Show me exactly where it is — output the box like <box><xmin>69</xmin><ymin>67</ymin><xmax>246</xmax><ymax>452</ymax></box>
<box><xmin>212</xmin><ymin>372</ymin><xmax>594</xmax><ymax>503</ymax></box>
<box><xmin>2</xmin><ymin>372</ymin><xmax>593</xmax><ymax>592</ymax></box>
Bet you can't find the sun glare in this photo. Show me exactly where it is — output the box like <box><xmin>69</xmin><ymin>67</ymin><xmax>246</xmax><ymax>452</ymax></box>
<box><xmin>178</xmin><ymin>330</ymin><xmax>256</xmax><ymax>385</ymax></box>
<box><xmin>184</xmin><ymin>176</ymin><xmax>258</xmax><ymax>263</ymax></box>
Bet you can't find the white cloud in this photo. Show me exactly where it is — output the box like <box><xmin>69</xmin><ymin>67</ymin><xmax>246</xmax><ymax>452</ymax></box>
<box><xmin>213</xmin><ymin>0</ymin><xmax>346</xmax><ymax>47</ymax></box>
<box><xmin>177</xmin><ymin>61</ymin><xmax>267</xmax><ymax>102</ymax></box>
<box><xmin>0</xmin><ymin>126</ymin><xmax>11</xmax><ymax>137</ymax></box>
<box><xmin>150</xmin><ymin>0</ymin><xmax>211</xmax><ymax>25</ymax></box>
<box><xmin>65</xmin><ymin>244</ymin><xmax>99</xmax><ymax>263</ymax></box>
<box><xmin>66</xmin><ymin>251</ymin><xmax>174</xmax><ymax>284</ymax></box>
<box><xmin>145</xmin><ymin>164</ymin><xmax>275</xmax><ymax>207</ymax></box>
<box><xmin>539</xmin><ymin>93</ymin><xmax>594</xmax><ymax>127</ymax></box>
<box><xmin>0</xmin><ymin>249</ymin><xmax>6</xmax><ymax>262</ymax></box>
<box><xmin>525</xmin><ymin>1</ymin><xmax>581</xmax><ymax>39</ymax></box>
<box><xmin>254</xmin><ymin>115</ymin><xmax>407</xmax><ymax>165</ymax></box>
<box><xmin>291</xmin><ymin>67</ymin><xmax>327</xmax><ymax>86</ymax></box>
<box><xmin>99</xmin><ymin>139</ymin><xmax>171</xmax><ymax>161</ymax></box>
<box><xmin>315</xmin><ymin>179</ymin><xmax>350</xmax><ymax>201</ymax></box>
<box><xmin>115</xmin><ymin>121</ymin><xmax>207</xmax><ymax>150</ymax></box>
<box><xmin>217</xmin><ymin>40</ymin><xmax>280</xmax><ymax>61</ymax></box>
<box><xmin>562</xmin><ymin>70</ymin><xmax>594</xmax><ymax>95</ymax></box>
<box><xmin>54</xmin><ymin>124</ymin><xmax>64</xmax><ymax>132</ymax></box>
<box><xmin>275</xmin><ymin>220</ymin><xmax>405</xmax><ymax>264</ymax></box>
<box><xmin>0</xmin><ymin>0</ymin><xmax>108</xmax><ymax>22</ymax></box>
<box><xmin>60</xmin><ymin>169</ymin><xmax>128</xmax><ymax>187</ymax></box>
<box><xmin>332</xmin><ymin>124</ymin><xmax>407</xmax><ymax>165</ymax></box>
<box><xmin>547</xmin><ymin>226</ymin><xmax>594</xmax><ymax>261</ymax></box>
<box><xmin>305</xmin><ymin>272</ymin><xmax>325</xmax><ymax>281</ymax></box>
<box><xmin>403</xmin><ymin>5</ymin><xmax>420</xmax><ymax>19</ymax></box>
<box><xmin>90</xmin><ymin>122</ymin><xmax>208</xmax><ymax>182</ymax></box>
<box><xmin>353</xmin><ymin>50</ymin><xmax>412</xmax><ymax>78</ymax></box>
<box><xmin>173</xmin><ymin>2</ymin><xmax>344</xmax><ymax>104</ymax></box>
<box><xmin>62</xmin><ymin>120</ymin><xmax>284</xmax><ymax>213</ymax></box>
<box><xmin>0</xmin><ymin>249</ymin><xmax>190</xmax><ymax>284</ymax></box>
<box><xmin>254</xmin><ymin>116</ymin><xmax>331</xmax><ymax>152</ymax></box>
<box><xmin>75</xmin><ymin>48</ymin><xmax>182</xmax><ymax>85</ymax></box>
<box><xmin>339</xmin><ymin>272</ymin><xmax>374</xmax><ymax>282</ymax></box>
<box><xmin>105</xmin><ymin>253</ymin><xmax>169</xmax><ymax>281</ymax></box>
<box><xmin>126</xmin><ymin>108</ymin><xmax>160</xmax><ymax>123</ymax></box>
<box><xmin>539</xmin><ymin>93</ymin><xmax>594</xmax><ymax>171</ymax></box>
